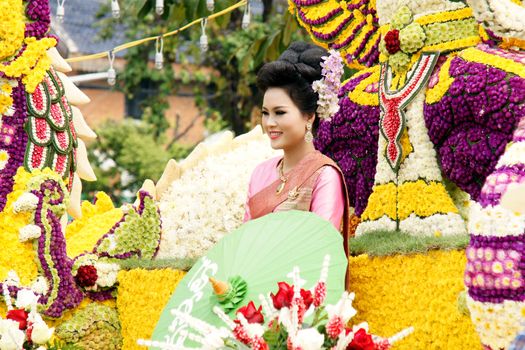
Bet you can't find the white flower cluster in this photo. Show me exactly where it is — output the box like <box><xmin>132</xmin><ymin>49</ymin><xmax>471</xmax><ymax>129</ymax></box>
<box><xmin>468</xmin><ymin>202</ymin><xmax>525</xmax><ymax>237</ymax></box>
<box><xmin>156</xmin><ymin>128</ymin><xmax>280</xmax><ymax>260</ymax></box>
<box><xmin>94</xmin><ymin>261</ymin><xmax>120</xmax><ymax>288</ymax></box>
<box><xmin>312</xmin><ymin>50</ymin><xmax>343</xmax><ymax>122</ymax></box>
<box><xmin>356</xmin><ymin>215</ymin><xmax>397</xmax><ymax>236</ymax></box>
<box><xmin>0</xmin><ymin>289</ymin><xmax>54</xmax><ymax>350</ymax></box>
<box><xmin>12</xmin><ymin>192</ymin><xmax>39</xmax><ymax>214</ymax></box>
<box><xmin>496</xmin><ymin>141</ymin><xmax>525</xmax><ymax>168</ymax></box>
<box><xmin>373</xmin><ymin>80</ymin><xmax>442</xmax><ymax>185</ymax></box>
<box><xmin>72</xmin><ymin>254</ymin><xmax>121</xmax><ymax>290</ymax></box>
<box><xmin>30</xmin><ymin>276</ymin><xmax>49</xmax><ymax>296</ymax></box>
<box><xmin>399</xmin><ymin>213</ymin><xmax>467</xmax><ymax>236</ymax></box>
<box><xmin>18</xmin><ymin>224</ymin><xmax>42</xmax><ymax>242</ymax></box>
<box><xmin>468</xmin><ymin>0</ymin><xmax>525</xmax><ymax>41</ymax></box>
<box><xmin>467</xmin><ymin>296</ymin><xmax>525</xmax><ymax>350</ymax></box>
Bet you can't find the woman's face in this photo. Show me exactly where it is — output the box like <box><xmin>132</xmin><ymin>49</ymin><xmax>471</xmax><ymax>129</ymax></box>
<box><xmin>261</xmin><ymin>87</ymin><xmax>312</xmax><ymax>151</ymax></box>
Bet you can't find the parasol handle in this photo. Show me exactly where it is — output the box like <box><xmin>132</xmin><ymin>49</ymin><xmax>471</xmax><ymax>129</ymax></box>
<box><xmin>388</xmin><ymin>326</ymin><xmax>414</xmax><ymax>345</ymax></box>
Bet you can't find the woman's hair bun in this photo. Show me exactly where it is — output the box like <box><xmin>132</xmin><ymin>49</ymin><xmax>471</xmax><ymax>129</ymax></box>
<box><xmin>256</xmin><ymin>41</ymin><xmax>327</xmax><ymax>127</ymax></box>
<box><xmin>278</xmin><ymin>42</ymin><xmax>326</xmax><ymax>83</ymax></box>
<box><xmin>257</xmin><ymin>41</ymin><xmax>327</xmax><ymax>92</ymax></box>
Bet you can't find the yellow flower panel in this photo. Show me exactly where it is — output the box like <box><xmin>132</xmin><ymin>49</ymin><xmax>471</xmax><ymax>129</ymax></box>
<box><xmin>0</xmin><ymin>37</ymin><xmax>56</xmax><ymax>93</ymax></box>
<box><xmin>423</xmin><ymin>36</ymin><xmax>481</xmax><ymax>55</ymax></box>
<box><xmin>397</xmin><ymin>180</ymin><xmax>458</xmax><ymax>220</ymax></box>
<box><xmin>349</xmin><ymin>251</ymin><xmax>482</xmax><ymax>349</ymax></box>
<box><xmin>398</xmin><ymin>128</ymin><xmax>413</xmax><ymax>163</ymax></box>
<box><xmin>0</xmin><ymin>167</ymin><xmax>59</xmax><ymax>285</ymax></box>
<box><xmin>117</xmin><ymin>269</ymin><xmax>186</xmax><ymax>350</ymax></box>
<box><xmin>361</xmin><ymin>182</ymin><xmax>397</xmax><ymax>221</ymax></box>
<box><xmin>426</xmin><ymin>55</ymin><xmax>456</xmax><ymax>104</ymax></box>
<box><xmin>311</xmin><ymin>9</ymin><xmax>355</xmax><ymax>38</ymax></box>
<box><xmin>66</xmin><ymin>192</ymin><xmax>123</xmax><ymax>258</ymax></box>
<box><xmin>0</xmin><ymin>0</ymin><xmax>25</xmax><ymax>60</ymax></box>
<box><xmin>415</xmin><ymin>8</ymin><xmax>474</xmax><ymax>26</ymax></box>
<box><xmin>339</xmin><ymin>23</ymin><xmax>378</xmax><ymax>64</ymax></box>
<box><xmin>348</xmin><ymin>65</ymin><xmax>380</xmax><ymax>106</ymax></box>
<box><xmin>350</xmin><ymin>31</ymin><xmax>381</xmax><ymax>71</ymax></box>
<box><xmin>0</xmin><ymin>94</ymin><xmax>14</xmax><ymax>115</ymax></box>
<box><xmin>296</xmin><ymin>0</ymin><xmax>342</xmax><ymax>26</ymax></box>
<box><xmin>460</xmin><ymin>47</ymin><xmax>525</xmax><ymax>78</ymax></box>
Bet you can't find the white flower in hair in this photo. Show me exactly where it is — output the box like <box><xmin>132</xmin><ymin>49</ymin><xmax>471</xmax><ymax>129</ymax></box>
<box><xmin>312</xmin><ymin>49</ymin><xmax>344</xmax><ymax>122</ymax></box>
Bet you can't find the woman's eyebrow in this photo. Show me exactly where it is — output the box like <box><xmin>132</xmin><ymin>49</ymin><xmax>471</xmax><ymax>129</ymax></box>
<box><xmin>262</xmin><ymin>106</ymin><xmax>288</xmax><ymax>110</ymax></box>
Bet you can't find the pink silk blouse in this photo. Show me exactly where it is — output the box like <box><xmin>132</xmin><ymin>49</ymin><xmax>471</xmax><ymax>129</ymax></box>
<box><xmin>243</xmin><ymin>156</ymin><xmax>345</xmax><ymax>229</ymax></box>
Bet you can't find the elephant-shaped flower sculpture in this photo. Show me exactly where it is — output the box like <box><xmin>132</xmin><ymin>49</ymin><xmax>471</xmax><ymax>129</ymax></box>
<box><xmin>289</xmin><ymin>0</ymin><xmax>525</xmax><ymax>348</ymax></box>
<box><xmin>0</xmin><ymin>0</ymin><xmax>163</xmax><ymax>322</ymax></box>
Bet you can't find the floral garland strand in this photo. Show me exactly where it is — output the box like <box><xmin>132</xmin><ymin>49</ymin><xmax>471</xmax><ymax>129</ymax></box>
<box><xmin>312</xmin><ymin>49</ymin><xmax>344</xmax><ymax>122</ymax></box>
<box><xmin>13</xmin><ymin>172</ymin><xmax>84</xmax><ymax>318</ymax></box>
<box><xmin>0</xmin><ymin>81</ymin><xmax>29</xmax><ymax>212</ymax></box>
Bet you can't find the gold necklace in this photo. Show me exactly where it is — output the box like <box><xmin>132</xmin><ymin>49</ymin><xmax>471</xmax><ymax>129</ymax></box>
<box><xmin>276</xmin><ymin>160</ymin><xmax>287</xmax><ymax>195</ymax></box>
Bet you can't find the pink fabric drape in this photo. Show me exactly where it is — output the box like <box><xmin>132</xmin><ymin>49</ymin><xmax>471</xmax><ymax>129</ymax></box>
<box><xmin>243</xmin><ymin>156</ymin><xmax>345</xmax><ymax>229</ymax></box>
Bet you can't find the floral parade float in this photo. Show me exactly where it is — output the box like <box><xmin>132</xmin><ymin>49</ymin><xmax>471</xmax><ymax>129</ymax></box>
<box><xmin>288</xmin><ymin>0</ymin><xmax>525</xmax><ymax>348</ymax></box>
<box><xmin>0</xmin><ymin>0</ymin><xmax>524</xmax><ymax>349</ymax></box>
<box><xmin>0</xmin><ymin>0</ymin><xmax>278</xmax><ymax>348</ymax></box>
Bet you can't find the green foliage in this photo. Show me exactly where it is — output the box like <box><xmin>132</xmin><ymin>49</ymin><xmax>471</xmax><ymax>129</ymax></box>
<box><xmin>117</xmin><ymin>257</ymin><xmax>197</xmax><ymax>271</ymax></box>
<box><xmin>349</xmin><ymin>230</ymin><xmax>470</xmax><ymax>257</ymax></box>
<box><xmin>83</xmin><ymin>119</ymin><xmax>192</xmax><ymax>205</ymax></box>
<box><xmin>263</xmin><ymin>320</ymin><xmax>289</xmax><ymax>349</ymax></box>
<box><xmin>201</xmin><ymin>9</ymin><xmax>311</xmax><ymax>134</ymax></box>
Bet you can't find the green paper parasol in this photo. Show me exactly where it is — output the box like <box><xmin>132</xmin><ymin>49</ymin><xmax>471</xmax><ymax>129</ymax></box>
<box><xmin>150</xmin><ymin>210</ymin><xmax>348</xmax><ymax>349</ymax></box>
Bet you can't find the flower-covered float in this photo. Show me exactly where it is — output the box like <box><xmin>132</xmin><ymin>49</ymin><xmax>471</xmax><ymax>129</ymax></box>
<box><xmin>0</xmin><ymin>0</ymin><xmax>524</xmax><ymax>349</ymax></box>
<box><xmin>288</xmin><ymin>0</ymin><xmax>525</xmax><ymax>348</ymax></box>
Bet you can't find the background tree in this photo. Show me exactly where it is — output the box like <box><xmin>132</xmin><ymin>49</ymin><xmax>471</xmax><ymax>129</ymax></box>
<box><xmin>97</xmin><ymin>0</ymin><xmax>310</xmax><ymax>136</ymax></box>
<box><xmin>86</xmin><ymin>0</ymin><xmax>311</xmax><ymax>203</ymax></box>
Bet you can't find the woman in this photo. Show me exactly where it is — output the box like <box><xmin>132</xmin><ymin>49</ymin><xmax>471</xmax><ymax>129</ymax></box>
<box><xmin>243</xmin><ymin>42</ymin><xmax>349</xmax><ymax>247</ymax></box>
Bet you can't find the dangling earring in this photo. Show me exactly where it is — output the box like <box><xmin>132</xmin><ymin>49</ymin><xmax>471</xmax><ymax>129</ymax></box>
<box><xmin>305</xmin><ymin>122</ymin><xmax>313</xmax><ymax>143</ymax></box>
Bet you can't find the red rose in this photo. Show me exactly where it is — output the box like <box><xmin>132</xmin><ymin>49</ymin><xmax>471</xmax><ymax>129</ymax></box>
<box><xmin>384</xmin><ymin>29</ymin><xmax>401</xmax><ymax>54</ymax></box>
<box><xmin>300</xmin><ymin>289</ymin><xmax>313</xmax><ymax>310</ymax></box>
<box><xmin>6</xmin><ymin>309</ymin><xmax>29</xmax><ymax>330</ymax></box>
<box><xmin>75</xmin><ymin>265</ymin><xmax>98</xmax><ymax>287</ymax></box>
<box><xmin>270</xmin><ymin>282</ymin><xmax>294</xmax><ymax>310</ymax></box>
<box><xmin>347</xmin><ymin>328</ymin><xmax>376</xmax><ymax>350</ymax></box>
<box><xmin>236</xmin><ymin>301</ymin><xmax>264</xmax><ymax>324</ymax></box>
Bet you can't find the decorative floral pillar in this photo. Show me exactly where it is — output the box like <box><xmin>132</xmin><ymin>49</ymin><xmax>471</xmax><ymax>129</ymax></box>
<box><xmin>465</xmin><ymin>117</ymin><xmax>525</xmax><ymax>350</ymax></box>
<box><xmin>357</xmin><ymin>6</ymin><xmax>467</xmax><ymax>236</ymax></box>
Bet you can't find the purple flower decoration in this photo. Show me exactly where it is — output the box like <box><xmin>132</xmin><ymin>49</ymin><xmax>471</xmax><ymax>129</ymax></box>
<box><xmin>315</xmin><ymin>73</ymin><xmax>380</xmax><ymax>216</ymax></box>
<box><xmin>424</xmin><ymin>56</ymin><xmax>525</xmax><ymax>201</ymax></box>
